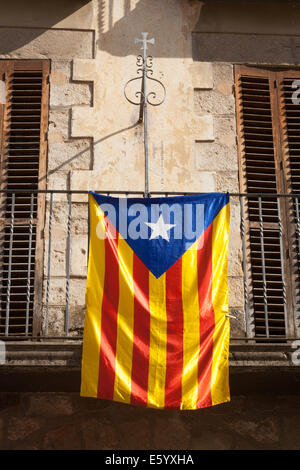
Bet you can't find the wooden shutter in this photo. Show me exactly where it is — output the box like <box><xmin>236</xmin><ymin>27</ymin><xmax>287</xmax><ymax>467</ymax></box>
<box><xmin>235</xmin><ymin>66</ymin><xmax>294</xmax><ymax>339</ymax></box>
<box><xmin>276</xmin><ymin>70</ymin><xmax>300</xmax><ymax>338</ymax></box>
<box><xmin>0</xmin><ymin>60</ymin><xmax>50</xmax><ymax>337</ymax></box>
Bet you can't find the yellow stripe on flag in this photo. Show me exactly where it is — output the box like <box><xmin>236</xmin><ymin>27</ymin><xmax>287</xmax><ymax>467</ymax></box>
<box><xmin>211</xmin><ymin>203</ymin><xmax>230</xmax><ymax>406</ymax></box>
<box><xmin>147</xmin><ymin>272</ymin><xmax>167</xmax><ymax>409</ymax></box>
<box><xmin>80</xmin><ymin>195</ymin><xmax>106</xmax><ymax>397</ymax></box>
<box><xmin>113</xmin><ymin>236</ymin><xmax>134</xmax><ymax>403</ymax></box>
<box><xmin>181</xmin><ymin>241</ymin><xmax>200</xmax><ymax>410</ymax></box>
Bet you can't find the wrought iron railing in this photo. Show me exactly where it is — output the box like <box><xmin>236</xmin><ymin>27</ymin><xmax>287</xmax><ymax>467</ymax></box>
<box><xmin>0</xmin><ymin>190</ymin><xmax>300</xmax><ymax>343</ymax></box>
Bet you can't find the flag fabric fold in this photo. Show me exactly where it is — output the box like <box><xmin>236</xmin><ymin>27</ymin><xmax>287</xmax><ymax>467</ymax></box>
<box><xmin>81</xmin><ymin>192</ymin><xmax>230</xmax><ymax>409</ymax></box>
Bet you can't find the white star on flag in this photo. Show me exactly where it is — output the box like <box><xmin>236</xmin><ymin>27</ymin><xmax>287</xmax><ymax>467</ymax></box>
<box><xmin>145</xmin><ymin>214</ymin><xmax>176</xmax><ymax>241</ymax></box>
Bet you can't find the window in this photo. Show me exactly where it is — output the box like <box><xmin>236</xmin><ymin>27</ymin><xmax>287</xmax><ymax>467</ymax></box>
<box><xmin>0</xmin><ymin>60</ymin><xmax>50</xmax><ymax>337</ymax></box>
<box><xmin>235</xmin><ymin>65</ymin><xmax>300</xmax><ymax>339</ymax></box>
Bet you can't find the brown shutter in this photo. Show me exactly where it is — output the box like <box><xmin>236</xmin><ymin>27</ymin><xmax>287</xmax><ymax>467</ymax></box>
<box><xmin>0</xmin><ymin>60</ymin><xmax>50</xmax><ymax>337</ymax></box>
<box><xmin>276</xmin><ymin>70</ymin><xmax>300</xmax><ymax>337</ymax></box>
<box><xmin>235</xmin><ymin>66</ymin><xmax>292</xmax><ymax>339</ymax></box>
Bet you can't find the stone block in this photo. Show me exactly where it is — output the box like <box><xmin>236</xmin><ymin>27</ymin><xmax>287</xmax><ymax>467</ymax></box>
<box><xmin>48</xmin><ymin>140</ymin><xmax>92</xmax><ymax>172</ymax></box>
<box><xmin>50</xmin><ymin>60</ymin><xmax>70</xmax><ymax>86</ymax></box>
<box><xmin>71</xmin><ymin>106</ymin><xmax>97</xmax><ymax>138</ymax></box>
<box><xmin>43</xmin><ymin>232</ymin><xmax>67</xmax><ymax>278</ymax></box>
<box><xmin>192</xmin><ymin>114</ymin><xmax>214</xmax><ymax>141</ymax></box>
<box><xmin>71</xmin><ymin>175</ymin><xmax>90</xmax><ymax>203</ymax></box>
<box><xmin>189</xmin><ymin>62</ymin><xmax>213</xmax><ymax>89</ymax></box>
<box><xmin>228</xmin><ymin>276</ymin><xmax>244</xmax><ymax>309</ymax></box>
<box><xmin>227</xmin><ymin>417</ymin><xmax>280</xmax><ymax>445</ymax></box>
<box><xmin>49</xmin><ymin>60</ymin><xmax>92</xmax><ymax>107</ymax></box>
<box><xmin>7</xmin><ymin>417</ymin><xmax>41</xmax><ymax>442</ymax></box>
<box><xmin>212</xmin><ymin>63</ymin><xmax>234</xmax><ymax>85</ymax></box>
<box><xmin>50</xmin><ymin>81</ymin><xmax>91</xmax><ymax>107</ymax></box>
<box><xmin>42</xmin><ymin>306</ymin><xmax>65</xmax><ymax>335</ymax></box>
<box><xmin>190</xmin><ymin>429</ymin><xmax>234</xmax><ymax>450</ymax></box>
<box><xmin>44</xmin><ymin>201</ymin><xmax>88</xmax><ymax>235</ymax></box>
<box><xmin>70</xmin><ymin>170</ymin><xmax>133</xmax><ymax>202</ymax></box>
<box><xmin>48</xmin><ymin>108</ymin><xmax>92</xmax><ymax>172</ymax></box>
<box><xmin>151</xmin><ymin>416</ymin><xmax>191</xmax><ymax>449</ymax></box>
<box><xmin>44</xmin><ymin>231</ymin><xmax>88</xmax><ymax>278</ymax></box>
<box><xmin>214</xmin><ymin>115</ymin><xmax>237</xmax><ymax>138</ymax></box>
<box><xmin>70</xmin><ymin>235</ymin><xmax>88</xmax><ymax>277</ymax></box>
<box><xmin>73</xmin><ymin>59</ymin><xmax>96</xmax><ymax>81</ymax></box>
<box><xmin>194</xmin><ymin>142</ymin><xmax>238</xmax><ymax>172</ymax></box>
<box><xmin>215</xmin><ymin>172</ymin><xmax>239</xmax><ymax>193</ymax></box>
<box><xmin>47</xmin><ymin>172</ymin><xmax>69</xmax><ymax>201</ymax></box>
<box><xmin>43</xmin><ymin>423</ymin><xmax>83</xmax><ymax>450</ymax></box>
<box><xmin>28</xmin><ymin>395</ymin><xmax>73</xmax><ymax>417</ymax></box>
<box><xmin>48</xmin><ymin>108</ymin><xmax>69</xmax><ymax>137</ymax></box>
<box><xmin>228</xmin><ymin>247</ymin><xmax>243</xmax><ymax>278</ymax></box>
<box><xmin>81</xmin><ymin>417</ymin><xmax>119</xmax><ymax>450</ymax></box>
<box><xmin>194</xmin><ymin>89</ymin><xmax>235</xmax><ymax>115</ymax></box>
<box><xmin>229</xmin><ymin>308</ymin><xmax>246</xmax><ymax>337</ymax></box>
<box><xmin>43</xmin><ymin>277</ymin><xmax>67</xmax><ymax>307</ymax></box>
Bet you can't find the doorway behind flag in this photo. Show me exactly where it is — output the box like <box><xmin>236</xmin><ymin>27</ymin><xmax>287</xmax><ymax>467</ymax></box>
<box><xmin>80</xmin><ymin>192</ymin><xmax>230</xmax><ymax>409</ymax></box>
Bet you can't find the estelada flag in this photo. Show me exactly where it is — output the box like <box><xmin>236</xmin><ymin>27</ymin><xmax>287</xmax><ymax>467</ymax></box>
<box><xmin>81</xmin><ymin>192</ymin><xmax>230</xmax><ymax>409</ymax></box>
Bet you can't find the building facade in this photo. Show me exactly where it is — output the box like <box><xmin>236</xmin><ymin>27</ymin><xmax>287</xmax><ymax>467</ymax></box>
<box><xmin>0</xmin><ymin>0</ymin><xmax>300</xmax><ymax>450</ymax></box>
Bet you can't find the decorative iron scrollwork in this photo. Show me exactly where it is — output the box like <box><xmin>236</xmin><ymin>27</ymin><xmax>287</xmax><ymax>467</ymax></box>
<box><xmin>124</xmin><ymin>54</ymin><xmax>166</xmax><ymax>110</ymax></box>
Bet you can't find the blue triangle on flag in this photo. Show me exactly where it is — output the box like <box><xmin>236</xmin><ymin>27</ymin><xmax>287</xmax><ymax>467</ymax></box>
<box><xmin>91</xmin><ymin>192</ymin><xmax>229</xmax><ymax>278</ymax></box>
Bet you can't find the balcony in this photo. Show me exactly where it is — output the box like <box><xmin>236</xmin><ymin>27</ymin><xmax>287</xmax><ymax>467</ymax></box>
<box><xmin>0</xmin><ymin>189</ymin><xmax>300</xmax><ymax>371</ymax></box>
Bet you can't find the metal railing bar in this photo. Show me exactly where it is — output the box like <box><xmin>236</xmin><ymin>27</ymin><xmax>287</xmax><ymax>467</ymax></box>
<box><xmin>65</xmin><ymin>192</ymin><xmax>72</xmax><ymax>336</ymax></box>
<box><xmin>25</xmin><ymin>193</ymin><xmax>34</xmax><ymax>336</ymax></box>
<box><xmin>45</xmin><ymin>192</ymin><xmax>53</xmax><ymax>336</ymax></box>
<box><xmin>277</xmin><ymin>197</ymin><xmax>288</xmax><ymax>336</ymax></box>
<box><xmin>1</xmin><ymin>189</ymin><xmax>300</xmax><ymax>197</ymax></box>
<box><xmin>0</xmin><ymin>335</ymin><xmax>298</xmax><ymax>343</ymax></box>
<box><xmin>1</xmin><ymin>190</ymin><xmax>300</xmax><ymax>342</ymax></box>
<box><xmin>295</xmin><ymin>197</ymin><xmax>300</xmax><ymax>268</ymax></box>
<box><xmin>5</xmin><ymin>193</ymin><xmax>15</xmax><ymax>336</ymax></box>
<box><xmin>258</xmin><ymin>196</ymin><xmax>269</xmax><ymax>338</ymax></box>
<box><xmin>240</xmin><ymin>195</ymin><xmax>250</xmax><ymax>338</ymax></box>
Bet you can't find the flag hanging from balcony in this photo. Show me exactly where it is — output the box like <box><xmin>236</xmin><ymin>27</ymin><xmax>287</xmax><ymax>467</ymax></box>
<box><xmin>80</xmin><ymin>192</ymin><xmax>230</xmax><ymax>409</ymax></box>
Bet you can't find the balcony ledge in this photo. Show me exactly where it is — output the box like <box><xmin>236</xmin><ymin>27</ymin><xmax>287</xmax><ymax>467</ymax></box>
<box><xmin>0</xmin><ymin>341</ymin><xmax>297</xmax><ymax>367</ymax></box>
<box><xmin>0</xmin><ymin>341</ymin><xmax>300</xmax><ymax>395</ymax></box>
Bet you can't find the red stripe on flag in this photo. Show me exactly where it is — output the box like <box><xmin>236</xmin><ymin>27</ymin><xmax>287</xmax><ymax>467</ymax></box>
<box><xmin>97</xmin><ymin>226</ymin><xmax>119</xmax><ymax>400</ymax></box>
<box><xmin>130</xmin><ymin>255</ymin><xmax>150</xmax><ymax>406</ymax></box>
<box><xmin>164</xmin><ymin>258</ymin><xmax>184</xmax><ymax>409</ymax></box>
<box><xmin>197</xmin><ymin>222</ymin><xmax>215</xmax><ymax>407</ymax></box>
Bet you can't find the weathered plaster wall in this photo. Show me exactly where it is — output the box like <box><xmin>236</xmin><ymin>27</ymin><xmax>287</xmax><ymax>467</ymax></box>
<box><xmin>68</xmin><ymin>0</ymin><xmax>244</xmax><ymax>336</ymax></box>
<box><xmin>0</xmin><ymin>392</ymin><xmax>300</xmax><ymax>449</ymax></box>
<box><xmin>71</xmin><ymin>0</ymin><xmax>213</xmax><ymax>193</ymax></box>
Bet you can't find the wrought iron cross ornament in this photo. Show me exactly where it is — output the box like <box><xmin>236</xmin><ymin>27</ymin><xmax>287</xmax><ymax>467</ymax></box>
<box><xmin>124</xmin><ymin>33</ymin><xmax>166</xmax><ymax>197</ymax></box>
<box><xmin>135</xmin><ymin>32</ymin><xmax>155</xmax><ymax>60</ymax></box>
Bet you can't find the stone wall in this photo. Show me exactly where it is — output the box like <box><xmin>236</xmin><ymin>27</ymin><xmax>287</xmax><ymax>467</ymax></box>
<box><xmin>65</xmin><ymin>0</ymin><xmax>244</xmax><ymax>336</ymax></box>
<box><xmin>0</xmin><ymin>392</ymin><xmax>299</xmax><ymax>449</ymax></box>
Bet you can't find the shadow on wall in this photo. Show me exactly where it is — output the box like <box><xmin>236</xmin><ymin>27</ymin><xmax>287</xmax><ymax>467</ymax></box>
<box><xmin>192</xmin><ymin>0</ymin><xmax>300</xmax><ymax>64</ymax></box>
<box><xmin>95</xmin><ymin>0</ymin><xmax>300</xmax><ymax>63</ymax></box>
<box><xmin>0</xmin><ymin>0</ymin><xmax>92</xmax><ymax>54</ymax></box>
<box><xmin>96</xmin><ymin>0</ymin><xmax>203</xmax><ymax>58</ymax></box>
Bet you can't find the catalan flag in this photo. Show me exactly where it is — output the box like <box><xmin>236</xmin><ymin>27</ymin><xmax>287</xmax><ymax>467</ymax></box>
<box><xmin>81</xmin><ymin>192</ymin><xmax>230</xmax><ymax>409</ymax></box>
